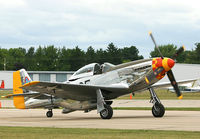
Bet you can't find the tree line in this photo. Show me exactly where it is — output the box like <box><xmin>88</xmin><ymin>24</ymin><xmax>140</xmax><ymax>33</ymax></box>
<box><xmin>0</xmin><ymin>43</ymin><xmax>143</xmax><ymax>71</ymax></box>
<box><xmin>150</xmin><ymin>43</ymin><xmax>200</xmax><ymax>64</ymax></box>
<box><xmin>0</xmin><ymin>42</ymin><xmax>199</xmax><ymax>71</ymax></box>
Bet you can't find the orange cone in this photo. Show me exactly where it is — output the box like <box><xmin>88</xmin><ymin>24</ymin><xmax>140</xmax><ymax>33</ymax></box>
<box><xmin>130</xmin><ymin>94</ymin><xmax>132</xmax><ymax>99</ymax></box>
<box><xmin>0</xmin><ymin>80</ymin><xmax>4</xmax><ymax>89</ymax></box>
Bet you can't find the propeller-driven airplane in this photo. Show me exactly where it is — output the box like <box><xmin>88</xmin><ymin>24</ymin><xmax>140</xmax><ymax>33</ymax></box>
<box><xmin>167</xmin><ymin>79</ymin><xmax>200</xmax><ymax>93</ymax></box>
<box><xmin>3</xmin><ymin>32</ymin><xmax>194</xmax><ymax>119</ymax></box>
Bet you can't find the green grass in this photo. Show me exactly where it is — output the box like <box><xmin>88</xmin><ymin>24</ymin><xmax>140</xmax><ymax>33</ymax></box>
<box><xmin>0</xmin><ymin>126</ymin><xmax>200</xmax><ymax>139</ymax></box>
<box><xmin>118</xmin><ymin>89</ymin><xmax>200</xmax><ymax>100</ymax></box>
<box><xmin>113</xmin><ymin>107</ymin><xmax>200</xmax><ymax>111</ymax></box>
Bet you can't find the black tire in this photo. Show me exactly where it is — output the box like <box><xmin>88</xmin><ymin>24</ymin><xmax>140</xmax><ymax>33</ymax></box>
<box><xmin>46</xmin><ymin>111</ymin><xmax>53</xmax><ymax>118</ymax></box>
<box><xmin>152</xmin><ymin>103</ymin><xmax>165</xmax><ymax>117</ymax></box>
<box><xmin>100</xmin><ymin>105</ymin><xmax>113</xmax><ymax>119</ymax></box>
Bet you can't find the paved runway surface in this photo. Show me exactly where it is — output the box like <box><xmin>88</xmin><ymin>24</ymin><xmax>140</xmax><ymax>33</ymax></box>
<box><xmin>2</xmin><ymin>100</ymin><xmax>200</xmax><ymax>108</ymax></box>
<box><xmin>0</xmin><ymin>109</ymin><xmax>200</xmax><ymax>131</ymax></box>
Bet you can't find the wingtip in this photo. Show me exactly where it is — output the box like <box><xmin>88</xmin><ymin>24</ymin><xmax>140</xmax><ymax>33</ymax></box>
<box><xmin>178</xmin><ymin>95</ymin><xmax>183</xmax><ymax>99</ymax></box>
<box><xmin>1</xmin><ymin>94</ymin><xmax>13</xmax><ymax>98</ymax></box>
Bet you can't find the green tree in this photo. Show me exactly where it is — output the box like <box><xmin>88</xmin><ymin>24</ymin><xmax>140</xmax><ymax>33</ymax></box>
<box><xmin>57</xmin><ymin>47</ymin><xmax>71</xmax><ymax>71</ymax></box>
<box><xmin>96</xmin><ymin>48</ymin><xmax>107</xmax><ymax>64</ymax></box>
<box><xmin>68</xmin><ymin>46</ymin><xmax>86</xmax><ymax>70</ymax></box>
<box><xmin>25</xmin><ymin>47</ymin><xmax>36</xmax><ymax>70</ymax></box>
<box><xmin>43</xmin><ymin>45</ymin><xmax>59</xmax><ymax>71</ymax></box>
<box><xmin>0</xmin><ymin>48</ymin><xmax>8</xmax><ymax>70</ymax></box>
<box><xmin>106</xmin><ymin>43</ymin><xmax>122</xmax><ymax>65</ymax></box>
<box><xmin>86</xmin><ymin>46</ymin><xmax>96</xmax><ymax>64</ymax></box>
<box><xmin>194</xmin><ymin>43</ymin><xmax>200</xmax><ymax>63</ymax></box>
<box><xmin>7</xmin><ymin>48</ymin><xmax>26</xmax><ymax>70</ymax></box>
<box><xmin>35</xmin><ymin>46</ymin><xmax>45</xmax><ymax>70</ymax></box>
<box><xmin>121</xmin><ymin>46</ymin><xmax>143</xmax><ymax>62</ymax></box>
<box><xmin>150</xmin><ymin>44</ymin><xmax>177</xmax><ymax>58</ymax></box>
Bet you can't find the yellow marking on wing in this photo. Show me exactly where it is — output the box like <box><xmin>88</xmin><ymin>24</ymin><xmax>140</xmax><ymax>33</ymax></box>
<box><xmin>145</xmin><ymin>77</ymin><xmax>149</xmax><ymax>84</ymax></box>
<box><xmin>21</xmin><ymin>81</ymin><xmax>40</xmax><ymax>88</ymax></box>
<box><xmin>1</xmin><ymin>94</ymin><xmax>13</xmax><ymax>98</ymax></box>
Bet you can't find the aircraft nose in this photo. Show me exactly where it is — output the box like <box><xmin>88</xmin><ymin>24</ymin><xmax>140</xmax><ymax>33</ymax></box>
<box><xmin>167</xmin><ymin>58</ymin><xmax>175</xmax><ymax>68</ymax></box>
<box><xmin>162</xmin><ymin>58</ymin><xmax>175</xmax><ymax>71</ymax></box>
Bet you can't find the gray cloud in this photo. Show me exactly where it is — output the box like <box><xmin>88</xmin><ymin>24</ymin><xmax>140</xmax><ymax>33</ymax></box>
<box><xmin>0</xmin><ymin>0</ymin><xmax>200</xmax><ymax>57</ymax></box>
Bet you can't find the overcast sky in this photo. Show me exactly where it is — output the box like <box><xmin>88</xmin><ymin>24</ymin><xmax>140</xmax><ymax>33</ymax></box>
<box><xmin>0</xmin><ymin>0</ymin><xmax>200</xmax><ymax>58</ymax></box>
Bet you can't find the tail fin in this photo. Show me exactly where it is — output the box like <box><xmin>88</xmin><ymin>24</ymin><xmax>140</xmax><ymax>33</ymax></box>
<box><xmin>0</xmin><ymin>80</ymin><xmax>4</xmax><ymax>89</ymax></box>
<box><xmin>13</xmin><ymin>69</ymin><xmax>32</xmax><ymax>109</ymax></box>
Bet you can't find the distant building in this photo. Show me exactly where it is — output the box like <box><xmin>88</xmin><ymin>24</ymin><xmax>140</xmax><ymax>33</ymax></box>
<box><xmin>0</xmin><ymin>70</ymin><xmax>74</xmax><ymax>89</ymax></box>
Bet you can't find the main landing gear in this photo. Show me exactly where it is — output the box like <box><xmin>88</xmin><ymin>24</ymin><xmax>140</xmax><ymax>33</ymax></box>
<box><xmin>96</xmin><ymin>89</ymin><xmax>113</xmax><ymax>119</ymax></box>
<box><xmin>46</xmin><ymin>95</ymin><xmax>54</xmax><ymax>118</ymax></box>
<box><xmin>100</xmin><ymin>104</ymin><xmax>113</xmax><ymax>119</ymax></box>
<box><xmin>149</xmin><ymin>87</ymin><xmax>165</xmax><ymax>117</ymax></box>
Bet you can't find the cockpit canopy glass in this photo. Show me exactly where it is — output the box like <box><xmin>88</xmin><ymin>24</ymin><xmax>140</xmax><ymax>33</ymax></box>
<box><xmin>69</xmin><ymin>63</ymin><xmax>101</xmax><ymax>81</ymax></box>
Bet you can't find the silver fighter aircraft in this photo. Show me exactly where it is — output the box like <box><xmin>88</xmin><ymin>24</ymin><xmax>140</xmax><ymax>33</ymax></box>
<box><xmin>4</xmin><ymin>32</ymin><xmax>193</xmax><ymax>119</ymax></box>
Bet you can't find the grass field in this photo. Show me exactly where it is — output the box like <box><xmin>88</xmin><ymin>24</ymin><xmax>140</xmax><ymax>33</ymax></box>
<box><xmin>0</xmin><ymin>126</ymin><xmax>200</xmax><ymax>139</ymax></box>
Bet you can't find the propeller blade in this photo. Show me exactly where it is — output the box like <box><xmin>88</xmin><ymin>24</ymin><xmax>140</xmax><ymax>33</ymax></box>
<box><xmin>171</xmin><ymin>45</ymin><xmax>185</xmax><ymax>60</ymax></box>
<box><xmin>149</xmin><ymin>32</ymin><xmax>164</xmax><ymax>59</ymax></box>
<box><xmin>167</xmin><ymin>70</ymin><xmax>183</xmax><ymax>99</ymax></box>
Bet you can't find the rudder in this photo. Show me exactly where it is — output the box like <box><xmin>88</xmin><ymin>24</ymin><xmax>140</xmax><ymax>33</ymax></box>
<box><xmin>13</xmin><ymin>69</ymin><xmax>32</xmax><ymax>109</ymax></box>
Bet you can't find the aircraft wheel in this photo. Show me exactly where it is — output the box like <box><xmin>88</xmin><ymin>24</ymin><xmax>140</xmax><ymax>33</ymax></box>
<box><xmin>152</xmin><ymin>103</ymin><xmax>165</xmax><ymax>117</ymax></box>
<box><xmin>100</xmin><ymin>105</ymin><xmax>113</xmax><ymax>119</ymax></box>
<box><xmin>46</xmin><ymin>110</ymin><xmax>53</xmax><ymax>118</ymax></box>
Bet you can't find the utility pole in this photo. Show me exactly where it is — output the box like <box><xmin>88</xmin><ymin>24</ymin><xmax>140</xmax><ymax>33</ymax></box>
<box><xmin>4</xmin><ymin>58</ymin><xmax>6</xmax><ymax>71</ymax></box>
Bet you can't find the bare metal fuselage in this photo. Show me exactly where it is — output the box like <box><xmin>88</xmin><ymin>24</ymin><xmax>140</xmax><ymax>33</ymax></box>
<box><xmin>24</xmin><ymin>60</ymin><xmax>159</xmax><ymax>112</ymax></box>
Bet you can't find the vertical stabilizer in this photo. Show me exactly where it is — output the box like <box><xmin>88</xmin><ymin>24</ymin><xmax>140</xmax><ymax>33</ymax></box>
<box><xmin>13</xmin><ymin>69</ymin><xmax>31</xmax><ymax>109</ymax></box>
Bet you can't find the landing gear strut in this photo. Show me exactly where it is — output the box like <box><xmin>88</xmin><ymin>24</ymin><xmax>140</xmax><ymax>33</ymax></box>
<box><xmin>96</xmin><ymin>89</ymin><xmax>113</xmax><ymax>119</ymax></box>
<box><xmin>46</xmin><ymin>95</ymin><xmax>54</xmax><ymax>118</ymax></box>
<box><xmin>149</xmin><ymin>87</ymin><xmax>165</xmax><ymax>117</ymax></box>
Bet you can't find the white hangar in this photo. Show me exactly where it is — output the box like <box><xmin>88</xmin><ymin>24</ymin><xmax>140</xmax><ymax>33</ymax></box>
<box><xmin>0</xmin><ymin>70</ymin><xmax>74</xmax><ymax>89</ymax></box>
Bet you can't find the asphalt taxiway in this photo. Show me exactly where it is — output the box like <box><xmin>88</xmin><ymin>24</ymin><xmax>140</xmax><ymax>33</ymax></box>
<box><xmin>2</xmin><ymin>100</ymin><xmax>200</xmax><ymax>108</ymax></box>
<box><xmin>0</xmin><ymin>109</ymin><xmax>200</xmax><ymax>131</ymax></box>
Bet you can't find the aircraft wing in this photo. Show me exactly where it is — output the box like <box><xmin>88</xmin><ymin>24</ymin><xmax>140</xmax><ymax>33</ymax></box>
<box><xmin>21</xmin><ymin>81</ymin><xmax>129</xmax><ymax>101</ymax></box>
<box><xmin>152</xmin><ymin>78</ymin><xmax>197</xmax><ymax>88</ymax></box>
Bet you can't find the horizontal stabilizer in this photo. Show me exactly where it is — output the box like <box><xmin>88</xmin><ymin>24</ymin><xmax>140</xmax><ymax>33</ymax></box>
<box><xmin>2</xmin><ymin>92</ymin><xmax>40</xmax><ymax>98</ymax></box>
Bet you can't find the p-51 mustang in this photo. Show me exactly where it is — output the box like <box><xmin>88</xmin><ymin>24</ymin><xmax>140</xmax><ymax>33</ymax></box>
<box><xmin>4</xmin><ymin>33</ymin><xmax>193</xmax><ymax>119</ymax></box>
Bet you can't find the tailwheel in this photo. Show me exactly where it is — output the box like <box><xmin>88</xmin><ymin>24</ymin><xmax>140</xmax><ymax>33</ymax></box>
<box><xmin>46</xmin><ymin>110</ymin><xmax>53</xmax><ymax>118</ymax></box>
<box><xmin>152</xmin><ymin>103</ymin><xmax>165</xmax><ymax>117</ymax></box>
<box><xmin>100</xmin><ymin>105</ymin><xmax>113</xmax><ymax>119</ymax></box>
